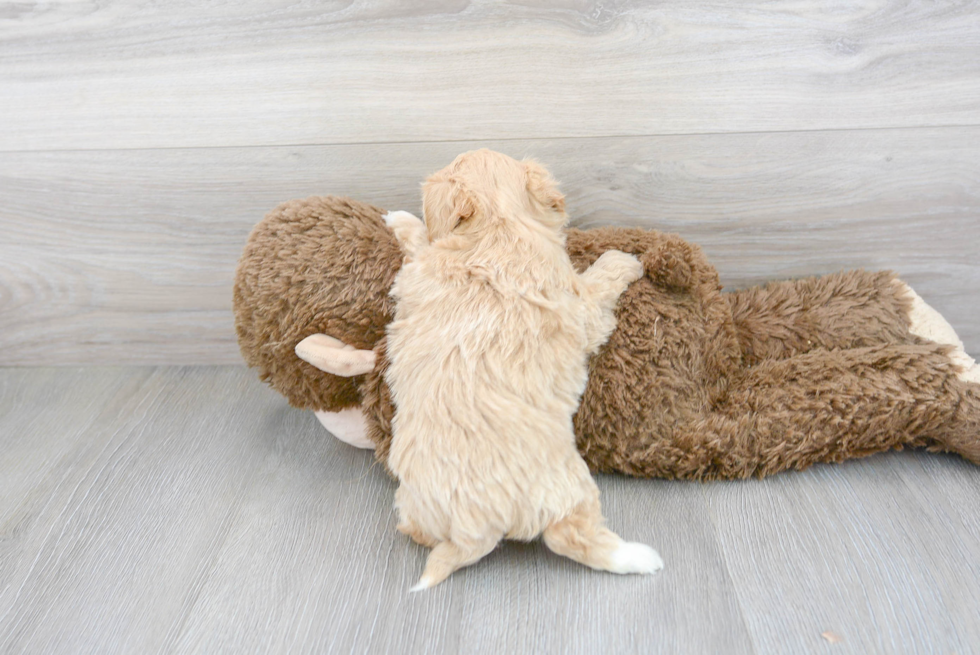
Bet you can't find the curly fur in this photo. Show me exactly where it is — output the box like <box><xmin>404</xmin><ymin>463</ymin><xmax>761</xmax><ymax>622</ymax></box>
<box><xmin>382</xmin><ymin>150</ymin><xmax>660</xmax><ymax>587</ymax></box>
<box><xmin>234</xmin><ymin>196</ymin><xmax>400</xmax><ymax>411</ymax></box>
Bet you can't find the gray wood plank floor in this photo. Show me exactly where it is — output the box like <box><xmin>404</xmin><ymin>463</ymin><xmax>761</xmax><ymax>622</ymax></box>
<box><xmin>2</xmin><ymin>366</ymin><xmax>978</xmax><ymax>654</ymax></box>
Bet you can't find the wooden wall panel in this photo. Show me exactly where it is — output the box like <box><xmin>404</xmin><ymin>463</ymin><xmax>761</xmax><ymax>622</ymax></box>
<box><xmin>2</xmin><ymin>0</ymin><xmax>979</xmax><ymax>151</ymax></box>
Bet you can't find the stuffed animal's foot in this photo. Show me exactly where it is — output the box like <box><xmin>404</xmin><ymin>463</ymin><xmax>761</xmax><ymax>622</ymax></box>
<box><xmin>313</xmin><ymin>408</ymin><xmax>374</xmax><ymax>449</ymax></box>
<box><xmin>897</xmin><ymin>282</ymin><xmax>980</xmax><ymax>384</ymax></box>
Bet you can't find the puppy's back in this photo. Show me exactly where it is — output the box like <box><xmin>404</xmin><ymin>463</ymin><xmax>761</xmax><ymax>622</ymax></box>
<box><xmin>386</xmin><ymin>247</ymin><xmax>597</xmax><ymax>539</ymax></box>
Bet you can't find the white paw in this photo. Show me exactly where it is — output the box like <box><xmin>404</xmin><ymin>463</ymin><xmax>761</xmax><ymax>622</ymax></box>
<box><xmin>409</xmin><ymin>575</ymin><xmax>434</xmax><ymax>593</ymax></box>
<box><xmin>596</xmin><ymin>250</ymin><xmax>644</xmax><ymax>284</ymax></box>
<box><xmin>609</xmin><ymin>541</ymin><xmax>664</xmax><ymax>575</ymax></box>
<box><xmin>384</xmin><ymin>210</ymin><xmax>422</xmax><ymax>227</ymax></box>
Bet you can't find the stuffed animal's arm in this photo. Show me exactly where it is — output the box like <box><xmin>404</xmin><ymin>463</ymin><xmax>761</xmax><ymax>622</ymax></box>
<box><xmin>295</xmin><ymin>334</ymin><xmax>377</xmax><ymax>377</ymax></box>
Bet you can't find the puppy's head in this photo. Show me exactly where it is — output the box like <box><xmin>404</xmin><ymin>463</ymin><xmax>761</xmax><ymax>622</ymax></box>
<box><xmin>422</xmin><ymin>149</ymin><xmax>566</xmax><ymax>240</ymax></box>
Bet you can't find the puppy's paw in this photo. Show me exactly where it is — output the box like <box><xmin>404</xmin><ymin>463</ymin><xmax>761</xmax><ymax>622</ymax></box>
<box><xmin>384</xmin><ymin>210</ymin><xmax>423</xmax><ymax>230</ymax></box>
<box><xmin>609</xmin><ymin>541</ymin><xmax>664</xmax><ymax>575</ymax></box>
<box><xmin>595</xmin><ymin>250</ymin><xmax>644</xmax><ymax>284</ymax></box>
<box><xmin>384</xmin><ymin>211</ymin><xmax>427</xmax><ymax>254</ymax></box>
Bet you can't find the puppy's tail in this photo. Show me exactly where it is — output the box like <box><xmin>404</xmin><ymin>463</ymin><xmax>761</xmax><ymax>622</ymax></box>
<box><xmin>410</xmin><ymin>538</ymin><xmax>497</xmax><ymax>592</ymax></box>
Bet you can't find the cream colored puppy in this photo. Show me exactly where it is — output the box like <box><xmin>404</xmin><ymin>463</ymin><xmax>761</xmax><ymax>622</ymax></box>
<box><xmin>384</xmin><ymin>149</ymin><xmax>663</xmax><ymax>590</ymax></box>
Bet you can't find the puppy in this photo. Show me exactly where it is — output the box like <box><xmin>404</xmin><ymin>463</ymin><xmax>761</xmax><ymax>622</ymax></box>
<box><xmin>383</xmin><ymin>149</ymin><xmax>663</xmax><ymax>590</ymax></box>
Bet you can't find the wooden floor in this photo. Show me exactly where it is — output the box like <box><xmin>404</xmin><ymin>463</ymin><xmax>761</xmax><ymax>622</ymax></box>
<box><xmin>2</xmin><ymin>365</ymin><xmax>979</xmax><ymax>654</ymax></box>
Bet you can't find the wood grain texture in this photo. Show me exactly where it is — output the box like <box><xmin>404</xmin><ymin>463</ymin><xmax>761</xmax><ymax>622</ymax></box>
<box><xmin>0</xmin><ymin>367</ymin><xmax>272</xmax><ymax>653</ymax></box>
<box><xmin>0</xmin><ymin>366</ymin><xmax>753</xmax><ymax>655</ymax></box>
<box><xmin>2</xmin><ymin>0</ymin><xmax>980</xmax><ymax>151</ymax></box>
<box><xmin>2</xmin><ymin>127</ymin><xmax>978</xmax><ymax>365</ymax></box>
<box><xmin>2</xmin><ymin>366</ymin><xmax>979</xmax><ymax>653</ymax></box>
<box><xmin>704</xmin><ymin>453</ymin><xmax>980</xmax><ymax>654</ymax></box>
<box><xmin>172</xmin><ymin>472</ymin><xmax>753</xmax><ymax>655</ymax></box>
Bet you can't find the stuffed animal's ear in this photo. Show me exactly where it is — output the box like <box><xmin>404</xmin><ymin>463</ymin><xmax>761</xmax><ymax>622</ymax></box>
<box><xmin>422</xmin><ymin>175</ymin><xmax>477</xmax><ymax>240</ymax></box>
<box><xmin>524</xmin><ymin>159</ymin><xmax>566</xmax><ymax>214</ymax></box>
<box><xmin>295</xmin><ymin>334</ymin><xmax>377</xmax><ymax>377</ymax></box>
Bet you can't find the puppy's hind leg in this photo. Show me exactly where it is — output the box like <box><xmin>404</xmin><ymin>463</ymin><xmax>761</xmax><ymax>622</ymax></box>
<box><xmin>397</xmin><ymin>516</ymin><xmax>438</xmax><ymax>549</ymax></box>
<box><xmin>543</xmin><ymin>499</ymin><xmax>663</xmax><ymax>575</ymax></box>
<box><xmin>410</xmin><ymin>535</ymin><xmax>500</xmax><ymax>592</ymax></box>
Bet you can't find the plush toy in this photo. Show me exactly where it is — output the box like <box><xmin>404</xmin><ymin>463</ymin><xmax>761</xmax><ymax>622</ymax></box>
<box><xmin>234</xmin><ymin>195</ymin><xmax>980</xmax><ymax>480</ymax></box>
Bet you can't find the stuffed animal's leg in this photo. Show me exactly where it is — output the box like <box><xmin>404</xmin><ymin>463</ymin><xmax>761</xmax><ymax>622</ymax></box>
<box><xmin>411</xmin><ymin>536</ymin><xmax>500</xmax><ymax>592</ymax></box>
<box><xmin>726</xmin><ymin>271</ymin><xmax>916</xmax><ymax>363</ymax></box>
<box><xmin>680</xmin><ymin>344</ymin><xmax>980</xmax><ymax>479</ymax></box>
<box><xmin>727</xmin><ymin>271</ymin><xmax>978</xmax><ymax>382</ymax></box>
<box><xmin>542</xmin><ymin>499</ymin><xmax>663</xmax><ymax>575</ymax></box>
<box><xmin>313</xmin><ymin>408</ymin><xmax>374</xmax><ymax>449</ymax></box>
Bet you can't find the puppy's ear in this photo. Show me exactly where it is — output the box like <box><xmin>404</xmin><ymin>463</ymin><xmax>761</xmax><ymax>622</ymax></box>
<box><xmin>422</xmin><ymin>175</ymin><xmax>477</xmax><ymax>240</ymax></box>
<box><xmin>524</xmin><ymin>159</ymin><xmax>566</xmax><ymax>214</ymax></box>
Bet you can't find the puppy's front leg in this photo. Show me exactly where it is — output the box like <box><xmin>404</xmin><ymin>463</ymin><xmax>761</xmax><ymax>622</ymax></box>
<box><xmin>581</xmin><ymin>250</ymin><xmax>644</xmax><ymax>305</ymax></box>
<box><xmin>384</xmin><ymin>211</ymin><xmax>428</xmax><ymax>259</ymax></box>
<box><xmin>579</xmin><ymin>250</ymin><xmax>643</xmax><ymax>352</ymax></box>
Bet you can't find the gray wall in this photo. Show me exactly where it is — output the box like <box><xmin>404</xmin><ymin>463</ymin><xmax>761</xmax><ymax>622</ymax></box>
<box><xmin>2</xmin><ymin>1</ymin><xmax>978</xmax><ymax>364</ymax></box>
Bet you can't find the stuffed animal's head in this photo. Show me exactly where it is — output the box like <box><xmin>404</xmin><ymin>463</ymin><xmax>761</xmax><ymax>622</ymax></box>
<box><xmin>233</xmin><ymin>196</ymin><xmax>403</xmax><ymax>411</ymax></box>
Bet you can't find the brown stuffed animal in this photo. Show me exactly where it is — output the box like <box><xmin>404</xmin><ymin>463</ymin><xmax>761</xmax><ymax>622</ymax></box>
<box><xmin>234</xmin><ymin>195</ymin><xmax>980</xmax><ymax>480</ymax></box>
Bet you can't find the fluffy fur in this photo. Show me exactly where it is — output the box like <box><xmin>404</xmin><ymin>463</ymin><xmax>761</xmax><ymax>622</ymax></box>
<box><xmin>233</xmin><ymin>185</ymin><xmax>980</xmax><ymax>482</ymax></box>
<box><xmin>234</xmin><ymin>196</ymin><xmax>399</xmax><ymax>411</ymax></box>
<box><xmin>383</xmin><ymin>150</ymin><xmax>661</xmax><ymax>589</ymax></box>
